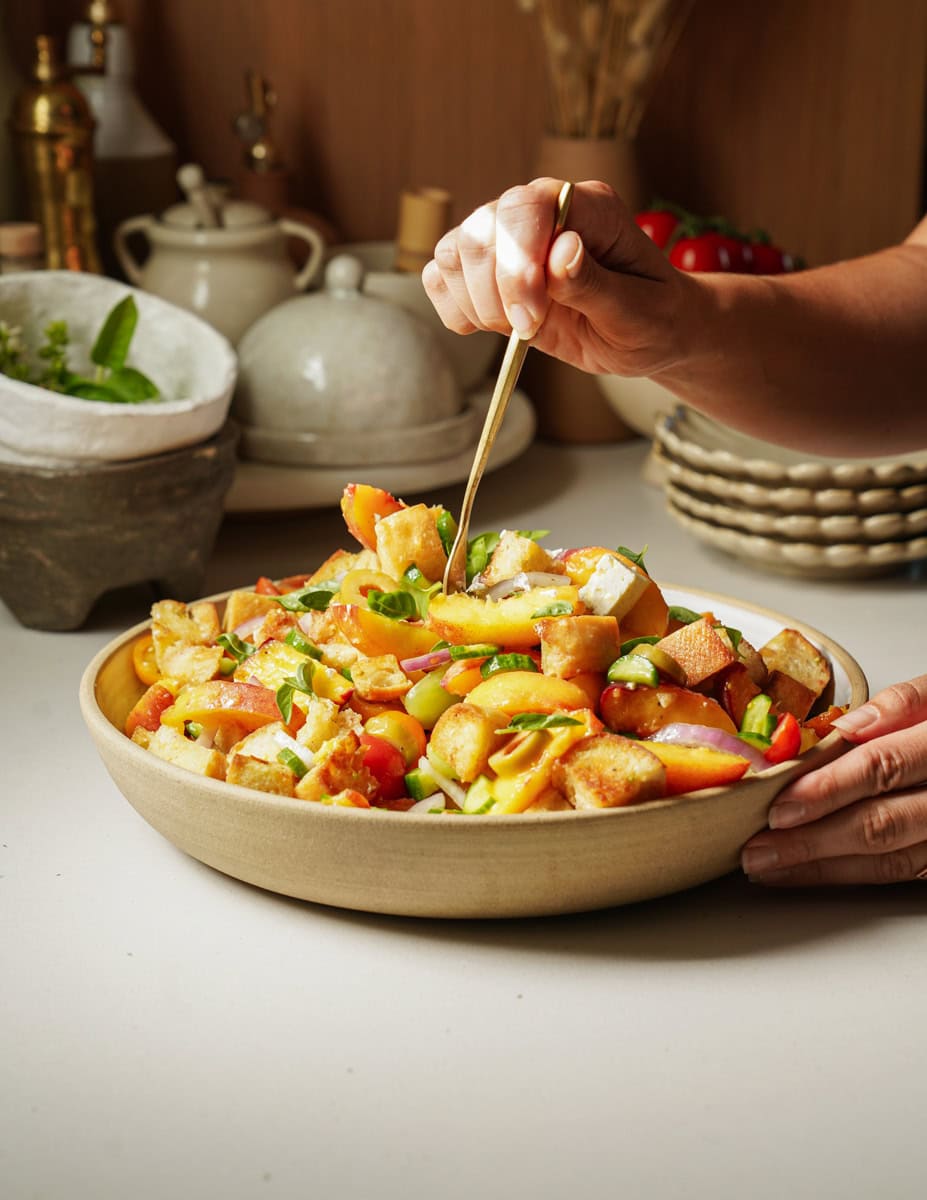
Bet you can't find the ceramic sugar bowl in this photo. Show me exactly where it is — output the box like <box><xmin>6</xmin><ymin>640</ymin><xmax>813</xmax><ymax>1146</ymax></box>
<box><xmin>234</xmin><ymin>254</ymin><xmax>477</xmax><ymax>466</ymax></box>
<box><xmin>114</xmin><ymin>197</ymin><xmax>325</xmax><ymax>344</ymax></box>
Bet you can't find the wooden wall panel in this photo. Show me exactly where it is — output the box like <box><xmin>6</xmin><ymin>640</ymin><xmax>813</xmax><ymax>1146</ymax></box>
<box><xmin>5</xmin><ymin>0</ymin><xmax>926</xmax><ymax>266</ymax></box>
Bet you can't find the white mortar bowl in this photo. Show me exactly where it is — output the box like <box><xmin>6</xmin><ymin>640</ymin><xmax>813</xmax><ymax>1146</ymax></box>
<box><xmin>0</xmin><ymin>271</ymin><xmax>237</xmax><ymax>465</ymax></box>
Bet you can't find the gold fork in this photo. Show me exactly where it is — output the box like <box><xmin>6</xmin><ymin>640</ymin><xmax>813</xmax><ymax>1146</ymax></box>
<box><xmin>442</xmin><ymin>180</ymin><xmax>575</xmax><ymax>594</ymax></box>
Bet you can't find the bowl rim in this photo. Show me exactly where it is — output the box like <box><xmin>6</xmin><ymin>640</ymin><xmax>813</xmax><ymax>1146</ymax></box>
<box><xmin>0</xmin><ymin>270</ymin><xmax>237</xmax><ymax>414</ymax></box>
<box><xmin>79</xmin><ymin>582</ymin><xmax>869</xmax><ymax>829</ymax></box>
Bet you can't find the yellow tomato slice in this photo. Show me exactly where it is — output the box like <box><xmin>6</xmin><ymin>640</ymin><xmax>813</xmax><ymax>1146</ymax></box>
<box><xmin>132</xmin><ymin>633</ymin><xmax>161</xmax><ymax>685</ymax></box>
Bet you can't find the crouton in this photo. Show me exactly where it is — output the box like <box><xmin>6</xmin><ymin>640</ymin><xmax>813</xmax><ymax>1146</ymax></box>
<box><xmin>350</xmin><ymin>654</ymin><xmax>413</xmax><ymax>701</ymax></box>
<box><xmin>803</xmin><ymin>704</ymin><xmax>847</xmax><ymax>739</ymax></box>
<box><xmin>765</xmin><ymin>670</ymin><xmax>817</xmax><ymax>721</ymax></box>
<box><xmin>307</xmin><ymin>547</ymin><xmax>379</xmax><ymax>586</ymax></box>
<box><xmin>656</xmin><ymin>617</ymin><xmax>736</xmax><ymax>687</ymax></box>
<box><xmin>480</xmin><ymin>530</ymin><xmax>557</xmax><ymax>587</ymax></box>
<box><xmin>374</xmin><ymin>504</ymin><xmax>447</xmax><ymax>583</ymax></box>
<box><xmin>151</xmin><ymin>599</ymin><xmax>223</xmax><ymax>674</ymax></box>
<box><xmin>296</xmin><ymin>695</ymin><xmax>361</xmax><ymax>752</ymax></box>
<box><xmin>142</xmin><ymin>724</ymin><xmax>226</xmax><ymax>780</ymax></box>
<box><xmin>158</xmin><ymin>642</ymin><xmax>224</xmax><ymax>686</ymax></box>
<box><xmin>535</xmin><ymin>614</ymin><xmax>621</xmax><ymax>679</ymax></box>
<box><xmin>226</xmin><ymin>753</ymin><xmax>296</xmax><ymax>796</ymax></box>
<box><xmin>222</xmin><ymin>590</ymin><xmax>279</xmax><ymax>634</ymax></box>
<box><xmin>734</xmin><ymin>636</ymin><xmax>768</xmax><ymax>687</ymax></box>
<box><xmin>428</xmin><ymin>702</ymin><xmax>510</xmax><ymax>783</ymax></box>
<box><xmin>551</xmin><ymin>733</ymin><xmax>666</xmax><ymax>809</ymax></box>
<box><xmin>717</xmin><ymin>663</ymin><xmax>762</xmax><ymax>727</ymax></box>
<box><xmin>523</xmin><ymin>787</ymin><xmax>574</xmax><ymax>813</ymax></box>
<box><xmin>759</xmin><ymin>629</ymin><xmax>831</xmax><ymax>700</ymax></box>
<box><xmin>295</xmin><ymin>731</ymin><xmax>376</xmax><ymax>802</ymax></box>
<box><xmin>250</xmin><ymin>607</ymin><xmax>297</xmax><ymax>646</ymax></box>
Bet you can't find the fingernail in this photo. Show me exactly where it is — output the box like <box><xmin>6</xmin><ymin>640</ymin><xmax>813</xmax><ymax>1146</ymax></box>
<box><xmin>832</xmin><ymin>704</ymin><xmax>878</xmax><ymax>737</ymax></box>
<box><xmin>741</xmin><ymin>844</ymin><xmax>780</xmax><ymax>873</ymax></box>
<box><xmin>508</xmin><ymin>304</ymin><xmax>538</xmax><ymax>338</ymax></box>
<box><xmin>563</xmin><ymin>234</ymin><xmax>583</xmax><ymax>278</ymax></box>
<box><xmin>768</xmin><ymin>801</ymin><xmax>805</xmax><ymax>829</ymax></box>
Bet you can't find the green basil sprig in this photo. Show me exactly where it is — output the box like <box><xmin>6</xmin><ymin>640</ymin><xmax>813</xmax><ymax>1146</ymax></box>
<box><xmin>498</xmin><ymin>712</ymin><xmax>583</xmax><ymax>733</ymax></box>
<box><xmin>216</xmin><ymin>632</ymin><xmax>257</xmax><ymax>664</ymax></box>
<box><xmin>276</xmin><ymin>584</ymin><xmax>338</xmax><ymax>613</ymax></box>
<box><xmin>276</xmin><ymin>660</ymin><xmax>316</xmax><ymax>723</ymax></box>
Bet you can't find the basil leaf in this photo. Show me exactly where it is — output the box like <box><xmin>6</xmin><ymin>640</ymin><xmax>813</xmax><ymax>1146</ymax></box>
<box><xmin>480</xmin><ymin>653</ymin><xmax>540</xmax><ymax>678</ymax></box>
<box><xmin>531</xmin><ymin>601</ymin><xmax>573</xmax><ymax>618</ymax></box>
<box><xmin>90</xmin><ymin>295</ymin><xmax>138</xmax><ymax>371</ymax></box>
<box><xmin>216</xmin><ymin>632</ymin><xmax>256</xmax><ymax>664</ymax></box>
<box><xmin>276</xmin><ymin>682</ymin><xmax>295</xmax><ymax>724</ymax></box>
<box><xmin>65</xmin><ymin>379</ymin><xmax>128</xmax><ymax>404</ymax></box>
<box><xmin>106</xmin><ymin>365</ymin><xmax>159</xmax><ymax>403</ymax></box>
<box><xmin>668</xmin><ymin>605</ymin><xmax>701</xmax><ymax>625</ymax></box>
<box><xmin>277</xmin><ymin>747</ymin><xmax>309</xmax><ymax>779</ymax></box>
<box><xmin>724</xmin><ymin>625</ymin><xmax>743</xmax><ymax>651</ymax></box>
<box><xmin>276</xmin><ymin>585</ymin><xmax>337</xmax><ymax>613</ymax></box>
<box><xmin>519</xmin><ymin>529</ymin><xmax>550</xmax><ymax>542</ymax></box>
<box><xmin>616</xmin><ymin>544</ymin><xmax>649</xmax><ymax>573</ymax></box>
<box><xmin>498</xmin><ymin>712</ymin><xmax>584</xmax><ymax>733</ymax></box>
<box><xmin>293</xmin><ymin>661</ymin><xmax>315</xmax><ymax>693</ymax></box>
<box><xmin>284</xmin><ymin>628</ymin><xmax>323</xmax><ymax>659</ymax></box>
<box><xmin>367</xmin><ymin>589</ymin><xmax>420</xmax><ymax>620</ymax></box>
<box><xmin>436</xmin><ymin>509</ymin><xmax>457</xmax><ymax>556</ymax></box>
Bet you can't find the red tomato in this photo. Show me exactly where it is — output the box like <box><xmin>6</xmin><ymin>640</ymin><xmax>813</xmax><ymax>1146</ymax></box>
<box><xmin>254</xmin><ymin>576</ymin><xmax>281</xmax><ymax>595</ymax></box>
<box><xmin>634</xmin><ymin>209</ymin><xmax>680</xmax><ymax>249</ymax></box>
<box><xmin>359</xmin><ymin>733</ymin><xmax>408</xmax><ymax>801</ymax></box>
<box><xmin>764</xmin><ymin>712</ymin><xmax>802</xmax><ymax>764</ymax></box>
<box><xmin>668</xmin><ymin>233</ymin><xmax>733</xmax><ymax>272</ymax></box>
<box><xmin>749</xmin><ymin>242</ymin><xmax>792</xmax><ymax>275</ymax></box>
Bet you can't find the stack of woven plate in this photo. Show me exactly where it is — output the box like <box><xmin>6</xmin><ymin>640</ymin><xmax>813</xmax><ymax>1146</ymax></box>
<box><xmin>653</xmin><ymin>407</ymin><xmax>927</xmax><ymax>579</ymax></box>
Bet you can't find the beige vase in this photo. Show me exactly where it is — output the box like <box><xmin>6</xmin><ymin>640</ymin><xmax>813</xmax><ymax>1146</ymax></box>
<box><xmin>527</xmin><ymin>135</ymin><xmax>646</xmax><ymax>444</ymax></box>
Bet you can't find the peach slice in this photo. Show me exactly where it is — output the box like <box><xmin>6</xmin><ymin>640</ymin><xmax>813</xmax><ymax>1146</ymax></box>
<box><xmin>161</xmin><ymin>681</ymin><xmax>295</xmax><ymax>732</ymax></box>
<box><xmin>329</xmin><ymin>603</ymin><xmax>438</xmax><ymax>660</ymax></box>
<box><xmin>426</xmin><ymin>586</ymin><xmax>581</xmax><ymax>650</ymax></box>
<box><xmin>600</xmin><ymin>682</ymin><xmax>737</xmax><ymax>737</ymax></box>
<box><xmin>641</xmin><ymin>741</ymin><xmax>750</xmax><ymax>795</ymax></box>
<box><xmin>466</xmin><ymin>670</ymin><xmax>591</xmax><ymax>717</ymax></box>
<box><xmin>340</xmin><ymin>483</ymin><xmax>405</xmax><ymax>551</ymax></box>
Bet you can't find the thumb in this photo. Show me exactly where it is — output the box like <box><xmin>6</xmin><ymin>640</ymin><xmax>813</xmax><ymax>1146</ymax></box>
<box><xmin>546</xmin><ymin>229</ymin><xmax>665</xmax><ymax>332</ymax></box>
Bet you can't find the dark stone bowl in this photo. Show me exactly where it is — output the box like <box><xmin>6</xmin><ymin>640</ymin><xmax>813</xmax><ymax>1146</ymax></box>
<box><xmin>0</xmin><ymin>421</ymin><xmax>239</xmax><ymax>631</ymax></box>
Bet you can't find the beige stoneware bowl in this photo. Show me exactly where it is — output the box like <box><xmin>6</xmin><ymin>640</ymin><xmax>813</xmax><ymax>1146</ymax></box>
<box><xmin>79</xmin><ymin>586</ymin><xmax>867</xmax><ymax>919</ymax></box>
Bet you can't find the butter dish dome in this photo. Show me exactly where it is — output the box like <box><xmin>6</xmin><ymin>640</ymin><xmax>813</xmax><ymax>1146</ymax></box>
<box><xmin>233</xmin><ymin>255</ymin><xmax>474</xmax><ymax>466</ymax></box>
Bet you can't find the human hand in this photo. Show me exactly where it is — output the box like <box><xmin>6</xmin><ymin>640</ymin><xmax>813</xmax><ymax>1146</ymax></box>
<box><xmin>741</xmin><ymin>677</ymin><xmax>927</xmax><ymax>886</ymax></box>
<box><xmin>422</xmin><ymin>177</ymin><xmax>694</xmax><ymax>378</ymax></box>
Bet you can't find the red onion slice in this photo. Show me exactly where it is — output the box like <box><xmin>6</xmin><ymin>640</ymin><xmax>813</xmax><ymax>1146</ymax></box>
<box><xmin>647</xmin><ymin>723</ymin><xmax>770</xmax><ymax>771</ymax></box>
<box><xmin>233</xmin><ymin>614</ymin><xmax>264</xmax><ymax>639</ymax></box>
<box><xmin>400</xmin><ymin>646</ymin><xmax>453</xmax><ymax>673</ymax></box>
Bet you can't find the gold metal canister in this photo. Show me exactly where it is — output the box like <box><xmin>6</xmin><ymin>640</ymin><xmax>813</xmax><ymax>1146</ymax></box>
<box><xmin>9</xmin><ymin>34</ymin><xmax>101</xmax><ymax>272</ymax></box>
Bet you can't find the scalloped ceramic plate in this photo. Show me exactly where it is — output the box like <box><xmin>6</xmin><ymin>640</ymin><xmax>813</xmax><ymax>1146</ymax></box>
<box><xmin>656</xmin><ymin>451</ymin><xmax>927</xmax><ymax>515</ymax></box>
<box><xmin>79</xmin><ymin>586</ymin><xmax>867</xmax><ymax>918</ymax></box>
<box><xmin>666</xmin><ymin>499</ymin><xmax>927</xmax><ymax>579</ymax></box>
<box><xmin>666</xmin><ymin>481</ymin><xmax>927</xmax><ymax>542</ymax></box>
<box><xmin>656</xmin><ymin>407</ymin><xmax>927</xmax><ymax>489</ymax></box>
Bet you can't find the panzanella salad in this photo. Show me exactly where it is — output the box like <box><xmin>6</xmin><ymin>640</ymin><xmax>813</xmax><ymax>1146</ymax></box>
<box><xmin>125</xmin><ymin>483</ymin><xmax>846</xmax><ymax>814</ymax></box>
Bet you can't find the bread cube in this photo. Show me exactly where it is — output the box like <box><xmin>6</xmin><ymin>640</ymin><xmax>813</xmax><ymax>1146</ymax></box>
<box><xmin>222</xmin><ymin>590</ymin><xmax>280</xmax><ymax>634</ymax></box>
<box><xmin>226</xmin><ymin>753</ymin><xmax>296</xmax><ymax>796</ymax></box>
<box><xmin>551</xmin><ymin>733</ymin><xmax>666</xmax><ymax>809</ymax></box>
<box><xmin>765</xmin><ymin>670</ymin><xmax>817</xmax><ymax>721</ymax></box>
<box><xmin>158</xmin><ymin>642</ymin><xmax>225</xmax><ymax>686</ymax></box>
<box><xmin>350</xmin><ymin>654</ymin><xmax>412</xmax><ymax>701</ymax></box>
<box><xmin>375</xmin><ymin>504</ymin><xmax>447</xmax><ymax>583</ymax></box>
<box><xmin>141</xmin><ymin>723</ymin><xmax>226</xmax><ymax>780</ymax></box>
<box><xmin>535</xmin><ymin>614</ymin><xmax>621</xmax><ymax>679</ymax></box>
<box><xmin>296</xmin><ymin>695</ymin><xmax>362</xmax><ymax>752</ymax></box>
<box><xmin>307</xmin><ymin>547</ymin><xmax>379</xmax><ymax>586</ymax></box>
<box><xmin>656</xmin><ymin>618</ymin><xmax>736</xmax><ymax>687</ymax></box>
<box><xmin>481</xmin><ymin>530</ymin><xmax>556</xmax><ymax>587</ymax></box>
<box><xmin>295</xmin><ymin>731</ymin><xmax>376</xmax><ymax>802</ymax></box>
<box><xmin>429</xmin><ymin>702</ymin><xmax>509</xmax><ymax>782</ymax></box>
<box><xmin>759</xmin><ymin>629</ymin><xmax>831</xmax><ymax>700</ymax></box>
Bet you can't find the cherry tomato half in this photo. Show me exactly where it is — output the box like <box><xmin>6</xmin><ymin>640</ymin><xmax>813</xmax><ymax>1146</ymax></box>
<box><xmin>359</xmin><ymin>733</ymin><xmax>408</xmax><ymax>801</ymax></box>
<box><xmin>132</xmin><ymin>632</ymin><xmax>161</xmax><ymax>686</ymax></box>
<box><xmin>764</xmin><ymin>712</ymin><xmax>802</xmax><ymax>764</ymax></box>
<box><xmin>363</xmin><ymin>711</ymin><xmax>427</xmax><ymax>767</ymax></box>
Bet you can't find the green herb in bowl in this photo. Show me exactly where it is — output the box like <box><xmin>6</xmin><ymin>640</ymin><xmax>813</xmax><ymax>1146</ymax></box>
<box><xmin>0</xmin><ymin>295</ymin><xmax>160</xmax><ymax>404</ymax></box>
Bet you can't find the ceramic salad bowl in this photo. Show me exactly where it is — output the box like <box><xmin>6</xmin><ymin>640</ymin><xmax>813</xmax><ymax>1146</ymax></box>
<box><xmin>79</xmin><ymin>585</ymin><xmax>867</xmax><ymax>919</ymax></box>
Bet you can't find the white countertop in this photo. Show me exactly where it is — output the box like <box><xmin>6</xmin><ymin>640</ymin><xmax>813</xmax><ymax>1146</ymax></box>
<box><xmin>4</xmin><ymin>437</ymin><xmax>926</xmax><ymax>1200</ymax></box>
